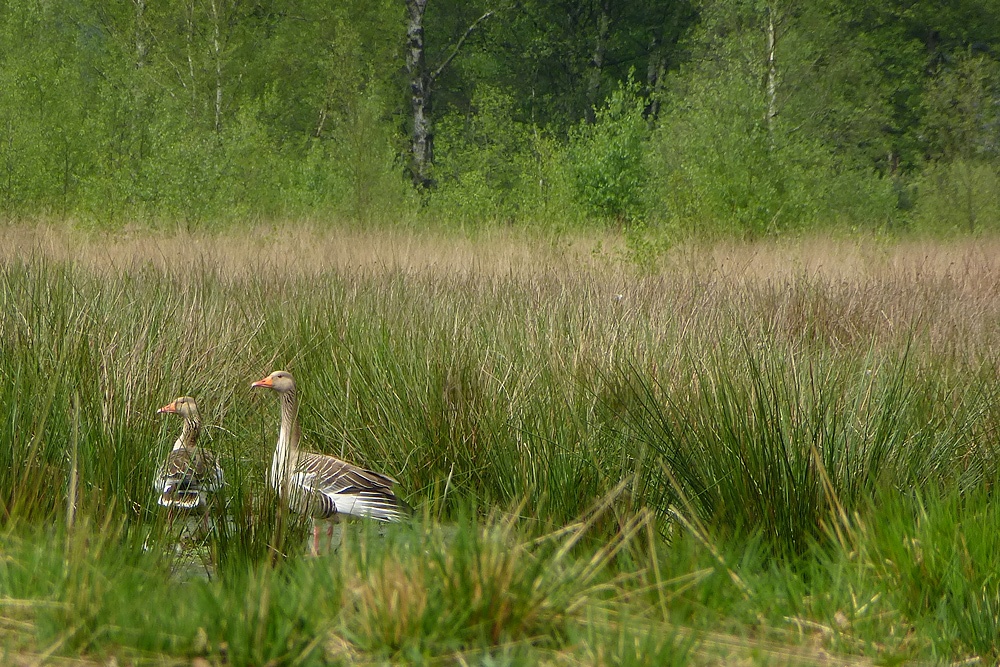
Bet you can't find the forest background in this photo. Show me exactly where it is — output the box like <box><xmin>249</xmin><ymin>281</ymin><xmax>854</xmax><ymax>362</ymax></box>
<box><xmin>5</xmin><ymin>0</ymin><xmax>1000</xmax><ymax>237</ymax></box>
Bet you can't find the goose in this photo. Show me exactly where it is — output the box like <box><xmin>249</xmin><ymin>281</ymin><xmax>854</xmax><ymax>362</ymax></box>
<box><xmin>251</xmin><ymin>370</ymin><xmax>410</xmax><ymax>553</ymax></box>
<box><xmin>154</xmin><ymin>396</ymin><xmax>224</xmax><ymax>511</ymax></box>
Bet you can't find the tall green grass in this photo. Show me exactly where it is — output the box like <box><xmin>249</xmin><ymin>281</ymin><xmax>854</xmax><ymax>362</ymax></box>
<box><xmin>3</xmin><ymin>234</ymin><xmax>1000</xmax><ymax>662</ymax></box>
<box><xmin>610</xmin><ymin>339</ymin><xmax>978</xmax><ymax>557</ymax></box>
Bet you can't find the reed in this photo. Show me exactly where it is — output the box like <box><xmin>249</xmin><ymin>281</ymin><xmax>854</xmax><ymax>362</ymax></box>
<box><xmin>2</xmin><ymin>226</ymin><xmax>1000</xmax><ymax>662</ymax></box>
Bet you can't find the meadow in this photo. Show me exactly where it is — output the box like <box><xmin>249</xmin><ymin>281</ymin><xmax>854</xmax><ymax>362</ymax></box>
<box><xmin>3</xmin><ymin>224</ymin><xmax>1000</xmax><ymax>665</ymax></box>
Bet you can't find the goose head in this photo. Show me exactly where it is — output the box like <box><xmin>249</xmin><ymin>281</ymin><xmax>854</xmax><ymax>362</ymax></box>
<box><xmin>251</xmin><ymin>370</ymin><xmax>296</xmax><ymax>394</ymax></box>
<box><xmin>157</xmin><ymin>395</ymin><xmax>200</xmax><ymax>421</ymax></box>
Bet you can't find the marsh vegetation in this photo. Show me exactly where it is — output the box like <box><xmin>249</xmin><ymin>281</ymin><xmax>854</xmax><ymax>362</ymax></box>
<box><xmin>3</xmin><ymin>226</ymin><xmax>1000</xmax><ymax>664</ymax></box>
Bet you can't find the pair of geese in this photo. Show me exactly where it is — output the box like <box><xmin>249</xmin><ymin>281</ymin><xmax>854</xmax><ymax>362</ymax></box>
<box><xmin>155</xmin><ymin>370</ymin><xmax>411</xmax><ymax>546</ymax></box>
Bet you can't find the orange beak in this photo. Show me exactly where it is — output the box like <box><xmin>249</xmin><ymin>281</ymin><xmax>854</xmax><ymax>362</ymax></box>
<box><xmin>157</xmin><ymin>400</ymin><xmax>178</xmax><ymax>414</ymax></box>
<box><xmin>251</xmin><ymin>375</ymin><xmax>274</xmax><ymax>389</ymax></box>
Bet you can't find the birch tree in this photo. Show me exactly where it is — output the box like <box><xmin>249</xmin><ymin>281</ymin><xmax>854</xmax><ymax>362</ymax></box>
<box><xmin>405</xmin><ymin>0</ymin><xmax>492</xmax><ymax>188</ymax></box>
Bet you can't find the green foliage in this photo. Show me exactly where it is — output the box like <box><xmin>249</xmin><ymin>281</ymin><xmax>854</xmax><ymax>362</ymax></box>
<box><xmin>567</xmin><ymin>79</ymin><xmax>651</xmax><ymax>225</ymax></box>
<box><xmin>912</xmin><ymin>158</ymin><xmax>1000</xmax><ymax>233</ymax></box>
<box><xmin>433</xmin><ymin>86</ymin><xmax>538</xmax><ymax>224</ymax></box>
<box><xmin>0</xmin><ymin>0</ymin><xmax>414</xmax><ymax>227</ymax></box>
<box><xmin>920</xmin><ymin>49</ymin><xmax>1000</xmax><ymax>162</ymax></box>
<box><xmin>910</xmin><ymin>51</ymin><xmax>1000</xmax><ymax>233</ymax></box>
<box><xmin>0</xmin><ymin>2</ymin><xmax>91</xmax><ymax>215</ymax></box>
<box><xmin>651</xmin><ymin>65</ymin><xmax>786</xmax><ymax>235</ymax></box>
<box><xmin>432</xmin><ymin>84</ymin><xmax>587</xmax><ymax>229</ymax></box>
<box><xmin>621</xmin><ymin>223</ymin><xmax>673</xmax><ymax>273</ymax></box>
<box><xmin>0</xmin><ymin>0</ymin><xmax>997</xmax><ymax>232</ymax></box>
<box><xmin>649</xmin><ymin>22</ymin><xmax>897</xmax><ymax>237</ymax></box>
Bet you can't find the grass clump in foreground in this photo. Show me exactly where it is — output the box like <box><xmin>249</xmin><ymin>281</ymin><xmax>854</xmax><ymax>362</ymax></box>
<box><xmin>4</xmin><ymin>226</ymin><xmax>1000</xmax><ymax>662</ymax></box>
<box><xmin>0</xmin><ymin>508</ymin><xmax>695</xmax><ymax>665</ymax></box>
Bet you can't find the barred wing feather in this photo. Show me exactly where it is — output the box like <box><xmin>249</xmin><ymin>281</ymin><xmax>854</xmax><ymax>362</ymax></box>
<box><xmin>154</xmin><ymin>449</ymin><xmax>224</xmax><ymax>508</ymax></box>
<box><xmin>288</xmin><ymin>452</ymin><xmax>410</xmax><ymax>521</ymax></box>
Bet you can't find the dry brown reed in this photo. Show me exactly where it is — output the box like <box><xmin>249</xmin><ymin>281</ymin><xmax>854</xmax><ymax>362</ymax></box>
<box><xmin>5</xmin><ymin>223</ymin><xmax>1000</xmax><ymax>366</ymax></box>
<box><xmin>2</xmin><ymin>222</ymin><xmax>995</xmax><ymax>280</ymax></box>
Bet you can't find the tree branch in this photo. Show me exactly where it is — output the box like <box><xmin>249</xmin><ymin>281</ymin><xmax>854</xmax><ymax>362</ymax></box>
<box><xmin>429</xmin><ymin>10</ymin><xmax>494</xmax><ymax>84</ymax></box>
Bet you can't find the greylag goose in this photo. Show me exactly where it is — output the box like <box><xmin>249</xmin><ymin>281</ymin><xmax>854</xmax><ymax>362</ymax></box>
<box><xmin>154</xmin><ymin>396</ymin><xmax>224</xmax><ymax>510</ymax></box>
<box><xmin>251</xmin><ymin>370</ymin><xmax>410</xmax><ymax>551</ymax></box>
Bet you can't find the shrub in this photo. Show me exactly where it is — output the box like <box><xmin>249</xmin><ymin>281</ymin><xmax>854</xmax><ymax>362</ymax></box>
<box><xmin>566</xmin><ymin>78</ymin><xmax>651</xmax><ymax>225</ymax></box>
<box><xmin>911</xmin><ymin>158</ymin><xmax>1000</xmax><ymax>234</ymax></box>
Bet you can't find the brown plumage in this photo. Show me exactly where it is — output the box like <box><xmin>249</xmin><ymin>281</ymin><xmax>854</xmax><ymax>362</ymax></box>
<box><xmin>154</xmin><ymin>396</ymin><xmax>224</xmax><ymax>509</ymax></box>
<box><xmin>251</xmin><ymin>370</ymin><xmax>411</xmax><ymax>529</ymax></box>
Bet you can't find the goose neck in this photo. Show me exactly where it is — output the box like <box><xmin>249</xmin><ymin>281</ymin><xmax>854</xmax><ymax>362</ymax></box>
<box><xmin>272</xmin><ymin>390</ymin><xmax>301</xmax><ymax>489</ymax></box>
<box><xmin>177</xmin><ymin>417</ymin><xmax>200</xmax><ymax>450</ymax></box>
<box><xmin>278</xmin><ymin>390</ymin><xmax>301</xmax><ymax>452</ymax></box>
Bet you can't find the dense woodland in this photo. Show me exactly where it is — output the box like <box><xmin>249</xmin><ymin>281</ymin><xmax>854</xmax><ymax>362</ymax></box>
<box><xmin>4</xmin><ymin>0</ymin><xmax>1000</xmax><ymax>234</ymax></box>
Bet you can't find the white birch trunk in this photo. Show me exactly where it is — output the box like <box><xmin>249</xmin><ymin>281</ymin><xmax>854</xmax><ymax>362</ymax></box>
<box><xmin>765</xmin><ymin>5</ymin><xmax>778</xmax><ymax>139</ymax></box>
<box><xmin>210</xmin><ymin>0</ymin><xmax>223</xmax><ymax>133</ymax></box>
<box><xmin>406</xmin><ymin>0</ymin><xmax>432</xmax><ymax>188</ymax></box>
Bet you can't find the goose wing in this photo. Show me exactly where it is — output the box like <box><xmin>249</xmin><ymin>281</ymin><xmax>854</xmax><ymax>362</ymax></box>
<box><xmin>154</xmin><ymin>448</ymin><xmax>224</xmax><ymax>508</ymax></box>
<box><xmin>288</xmin><ymin>452</ymin><xmax>410</xmax><ymax>521</ymax></box>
